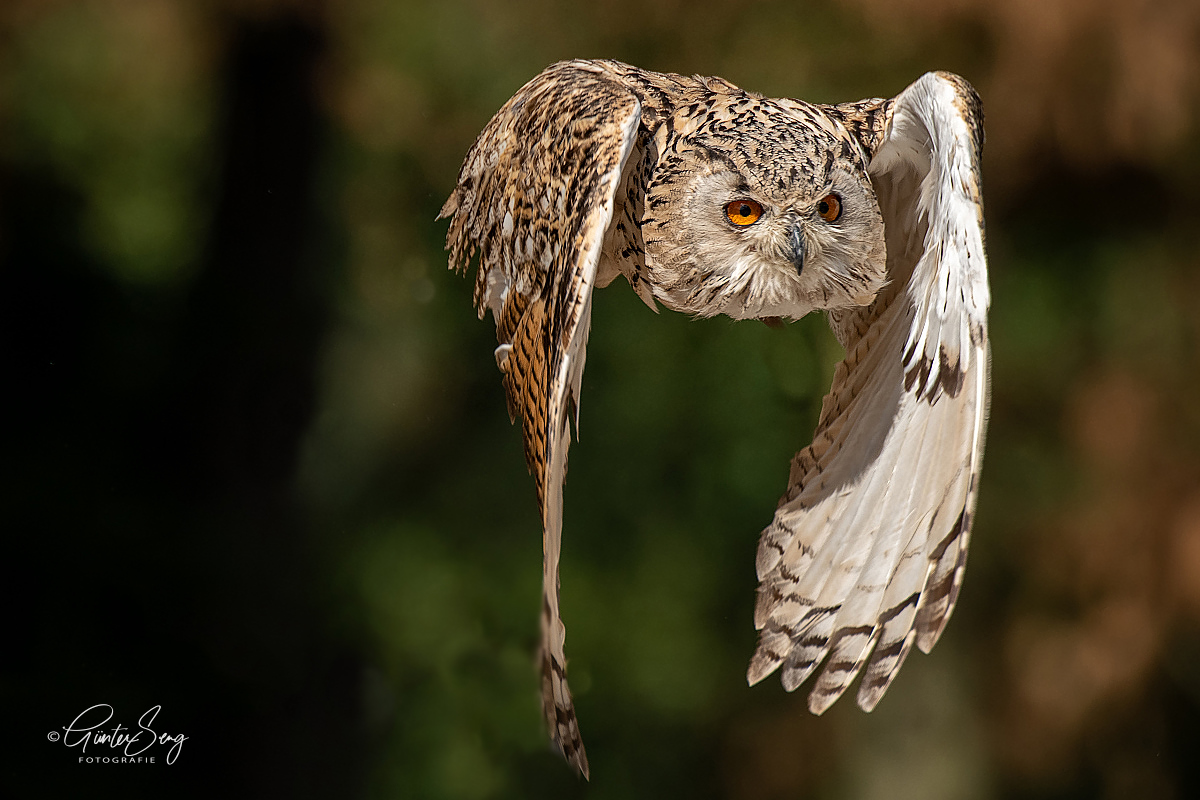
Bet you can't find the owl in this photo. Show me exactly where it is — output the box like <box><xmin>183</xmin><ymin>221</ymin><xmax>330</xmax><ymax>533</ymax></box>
<box><xmin>440</xmin><ymin>59</ymin><xmax>990</xmax><ymax>778</ymax></box>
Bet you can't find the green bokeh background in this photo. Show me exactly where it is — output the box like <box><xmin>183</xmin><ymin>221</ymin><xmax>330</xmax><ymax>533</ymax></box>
<box><xmin>6</xmin><ymin>2</ymin><xmax>1200</xmax><ymax>798</ymax></box>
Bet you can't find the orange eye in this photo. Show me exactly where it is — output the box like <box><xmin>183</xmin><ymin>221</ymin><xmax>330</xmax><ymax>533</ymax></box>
<box><xmin>816</xmin><ymin>193</ymin><xmax>842</xmax><ymax>222</ymax></box>
<box><xmin>724</xmin><ymin>199</ymin><xmax>764</xmax><ymax>226</ymax></box>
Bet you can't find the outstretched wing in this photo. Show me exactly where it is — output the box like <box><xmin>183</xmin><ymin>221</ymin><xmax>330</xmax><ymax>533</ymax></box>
<box><xmin>440</xmin><ymin>61</ymin><xmax>642</xmax><ymax>778</ymax></box>
<box><xmin>748</xmin><ymin>72</ymin><xmax>990</xmax><ymax>714</ymax></box>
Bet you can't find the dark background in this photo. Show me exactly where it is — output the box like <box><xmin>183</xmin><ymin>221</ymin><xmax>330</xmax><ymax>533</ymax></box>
<box><xmin>4</xmin><ymin>1</ymin><xmax>1200</xmax><ymax>798</ymax></box>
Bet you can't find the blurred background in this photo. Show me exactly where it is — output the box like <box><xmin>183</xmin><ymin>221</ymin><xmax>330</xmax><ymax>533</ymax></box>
<box><xmin>4</xmin><ymin>1</ymin><xmax>1200</xmax><ymax>798</ymax></box>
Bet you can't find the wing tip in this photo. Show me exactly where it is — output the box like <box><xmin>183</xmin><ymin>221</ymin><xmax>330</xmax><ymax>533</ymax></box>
<box><xmin>807</xmin><ymin>685</ymin><xmax>842</xmax><ymax>716</ymax></box>
<box><xmin>437</xmin><ymin>189</ymin><xmax>460</xmax><ymax>221</ymax></box>
<box><xmin>746</xmin><ymin>650</ymin><xmax>782</xmax><ymax>687</ymax></box>
<box><xmin>563</xmin><ymin>741</ymin><xmax>590</xmax><ymax>780</ymax></box>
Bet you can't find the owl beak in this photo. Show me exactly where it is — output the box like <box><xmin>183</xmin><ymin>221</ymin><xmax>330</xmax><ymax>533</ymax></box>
<box><xmin>788</xmin><ymin>222</ymin><xmax>806</xmax><ymax>275</ymax></box>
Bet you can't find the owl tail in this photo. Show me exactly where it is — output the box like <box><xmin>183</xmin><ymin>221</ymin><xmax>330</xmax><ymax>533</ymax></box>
<box><xmin>539</xmin><ymin>578</ymin><xmax>589</xmax><ymax>778</ymax></box>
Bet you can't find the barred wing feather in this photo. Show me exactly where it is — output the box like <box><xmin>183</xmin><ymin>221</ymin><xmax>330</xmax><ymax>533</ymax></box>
<box><xmin>747</xmin><ymin>72</ymin><xmax>991</xmax><ymax>714</ymax></box>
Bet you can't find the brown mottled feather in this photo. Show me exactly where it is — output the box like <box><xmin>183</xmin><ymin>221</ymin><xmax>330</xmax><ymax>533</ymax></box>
<box><xmin>441</xmin><ymin>60</ymin><xmax>646</xmax><ymax>778</ymax></box>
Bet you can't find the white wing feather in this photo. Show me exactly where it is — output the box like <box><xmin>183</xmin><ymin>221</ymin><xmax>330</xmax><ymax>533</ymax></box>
<box><xmin>748</xmin><ymin>72</ymin><xmax>990</xmax><ymax>714</ymax></box>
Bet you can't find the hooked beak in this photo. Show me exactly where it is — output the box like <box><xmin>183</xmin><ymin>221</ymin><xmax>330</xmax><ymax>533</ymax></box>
<box><xmin>789</xmin><ymin>222</ymin><xmax>806</xmax><ymax>275</ymax></box>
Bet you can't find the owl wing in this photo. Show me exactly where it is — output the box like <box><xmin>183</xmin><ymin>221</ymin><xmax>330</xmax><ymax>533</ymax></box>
<box><xmin>440</xmin><ymin>61</ymin><xmax>643</xmax><ymax>779</ymax></box>
<box><xmin>748</xmin><ymin>72</ymin><xmax>990</xmax><ymax>714</ymax></box>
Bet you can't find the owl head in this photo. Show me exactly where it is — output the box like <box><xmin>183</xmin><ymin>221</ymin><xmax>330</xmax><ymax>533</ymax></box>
<box><xmin>640</xmin><ymin>96</ymin><xmax>887</xmax><ymax>321</ymax></box>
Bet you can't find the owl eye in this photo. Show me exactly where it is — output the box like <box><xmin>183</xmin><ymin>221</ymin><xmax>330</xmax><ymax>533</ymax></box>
<box><xmin>724</xmin><ymin>199</ymin><xmax>764</xmax><ymax>227</ymax></box>
<box><xmin>816</xmin><ymin>193</ymin><xmax>842</xmax><ymax>222</ymax></box>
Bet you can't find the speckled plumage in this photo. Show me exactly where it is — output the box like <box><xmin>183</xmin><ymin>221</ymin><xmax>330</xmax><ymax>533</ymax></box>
<box><xmin>441</xmin><ymin>59</ymin><xmax>990</xmax><ymax>778</ymax></box>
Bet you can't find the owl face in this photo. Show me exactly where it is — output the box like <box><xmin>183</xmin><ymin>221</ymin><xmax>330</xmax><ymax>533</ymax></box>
<box><xmin>641</xmin><ymin>102</ymin><xmax>887</xmax><ymax>320</ymax></box>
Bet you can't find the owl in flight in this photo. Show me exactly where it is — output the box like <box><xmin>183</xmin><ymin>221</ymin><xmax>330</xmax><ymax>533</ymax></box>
<box><xmin>440</xmin><ymin>60</ymin><xmax>990</xmax><ymax>778</ymax></box>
